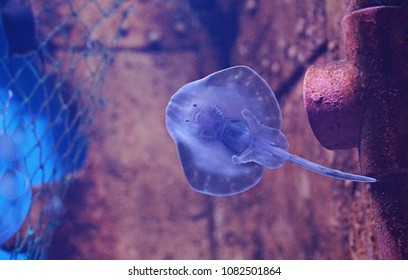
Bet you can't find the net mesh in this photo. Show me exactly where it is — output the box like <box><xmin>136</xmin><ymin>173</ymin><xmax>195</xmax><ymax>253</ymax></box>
<box><xmin>0</xmin><ymin>0</ymin><xmax>126</xmax><ymax>259</ymax></box>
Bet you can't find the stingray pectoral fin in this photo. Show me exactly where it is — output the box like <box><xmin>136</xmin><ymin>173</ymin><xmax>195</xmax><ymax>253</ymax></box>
<box><xmin>234</xmin><ymin>109</ymin><xmax>288</xmax><ymax>169</ymax></box>
<box><xmin>232</xmin><ymin>147</ymin><xmax>257</xmax><ymax>165</ymax></box>
<box><xmin>231</xmin><ymin>140</ymin><xmax>279</xmax><ymax>166</ymax></box>
<box><xmin>232</xmin><ymin>143</ymin><xmax>287</xmax><ymax>169</ymax></box>
<box><xmin>232</xmin><ymin>109</ymin><xmax>265</xmax><ymax>165</ymax></box>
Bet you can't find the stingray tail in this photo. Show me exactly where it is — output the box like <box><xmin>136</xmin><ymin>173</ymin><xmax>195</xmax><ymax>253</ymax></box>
<box><xmin>276</xmin><ymin>149</ymin><xmax>377</xmax><ymax>183</ymax></box>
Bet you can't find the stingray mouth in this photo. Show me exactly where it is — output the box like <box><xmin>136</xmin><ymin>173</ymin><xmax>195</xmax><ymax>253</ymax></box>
<box><xmin>191</xmin><ymin>110</ymin><xmax>213</xmax><ymax>130</ymax></box>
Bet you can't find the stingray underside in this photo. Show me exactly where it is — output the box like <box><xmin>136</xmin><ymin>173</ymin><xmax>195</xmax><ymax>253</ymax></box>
<box><xmin>176</xmin><ymin>140</ymin><xmax>264</xmax><ymax>196</ymax></box>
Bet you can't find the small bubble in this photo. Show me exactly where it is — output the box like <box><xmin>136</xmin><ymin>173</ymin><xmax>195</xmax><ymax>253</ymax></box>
<box><xmin>297</xmin><ymin>53</ymin><xmax>306</xmax><ymax>63</ymax></box>
<box><xmin>295</xmin><ymin>18</ymin><xmax>306</xmax><ymax>35</ymax></box>
<box><xmin>287</xmin><ymin>46</ymin><xmax>297</xmax><ymax>59</ymax></box>
<box><xmin>270</xmin><ymin>62</ymin><xmax>281</xmax><ymax>73</ymax></box>
<box><xmin>173</xmin><ymin>21</ymin><xmax>187</xmax><ymax>34</ymax></box>
<box><xmin>328</xmin><ymin>41</ymin><xmax>338</xmax><ymax>51</ymax></box>
<box><xmin>146</xmin><ymin>30</ymin><xmax>162</xmax><ymax>44</ymax></box>
<box><xmin>245</xmin><ymin>0</ymin><xmax>258</xmax><ymax>15</ymax></box>
<box><xmin>277</xmin><ymin>40</ymin><xmax>286</xmax><ymax>50</ymax></box>
<box><xmin>237</xmin><ymin>43</ymin><xmax>249</xmax><ymax>56</ymax></box>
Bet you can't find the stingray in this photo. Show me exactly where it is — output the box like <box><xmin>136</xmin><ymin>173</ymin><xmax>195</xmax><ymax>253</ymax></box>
<box><xmin>165</xmin><ymin>66</ymin><xmax>377</xmax><ymax>196</ymax></box>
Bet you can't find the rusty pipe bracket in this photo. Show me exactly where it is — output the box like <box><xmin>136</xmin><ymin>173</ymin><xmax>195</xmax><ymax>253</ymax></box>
<box><xmin>303</xmin><ymin>6</ymin><xmax>408</xmax><ymax>259</ymax></box>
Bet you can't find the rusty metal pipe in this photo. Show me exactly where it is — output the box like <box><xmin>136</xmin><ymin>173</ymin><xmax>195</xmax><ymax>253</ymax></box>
<box><xmin>303</xmin><ymin>5</ymin><xmax>408</xmax><ymax>259</ymax></box>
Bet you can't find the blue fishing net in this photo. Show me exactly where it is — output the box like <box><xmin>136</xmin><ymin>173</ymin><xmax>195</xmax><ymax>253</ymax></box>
<box><xmin>0</xmin><ymin>0</ymin><xmax>125</xmax><ymax>259</ymax></box>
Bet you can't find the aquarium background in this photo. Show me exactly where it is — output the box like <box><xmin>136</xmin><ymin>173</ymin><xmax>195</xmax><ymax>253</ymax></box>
<box><xmin>2</xmin><ymin>0</ymin><xmax>379</xmax><ymax>259</ymax></box>
<box><xmin>0</xmin><ymin>0</ymin><xmax>123</xmax><ymax>259</ymax></box>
